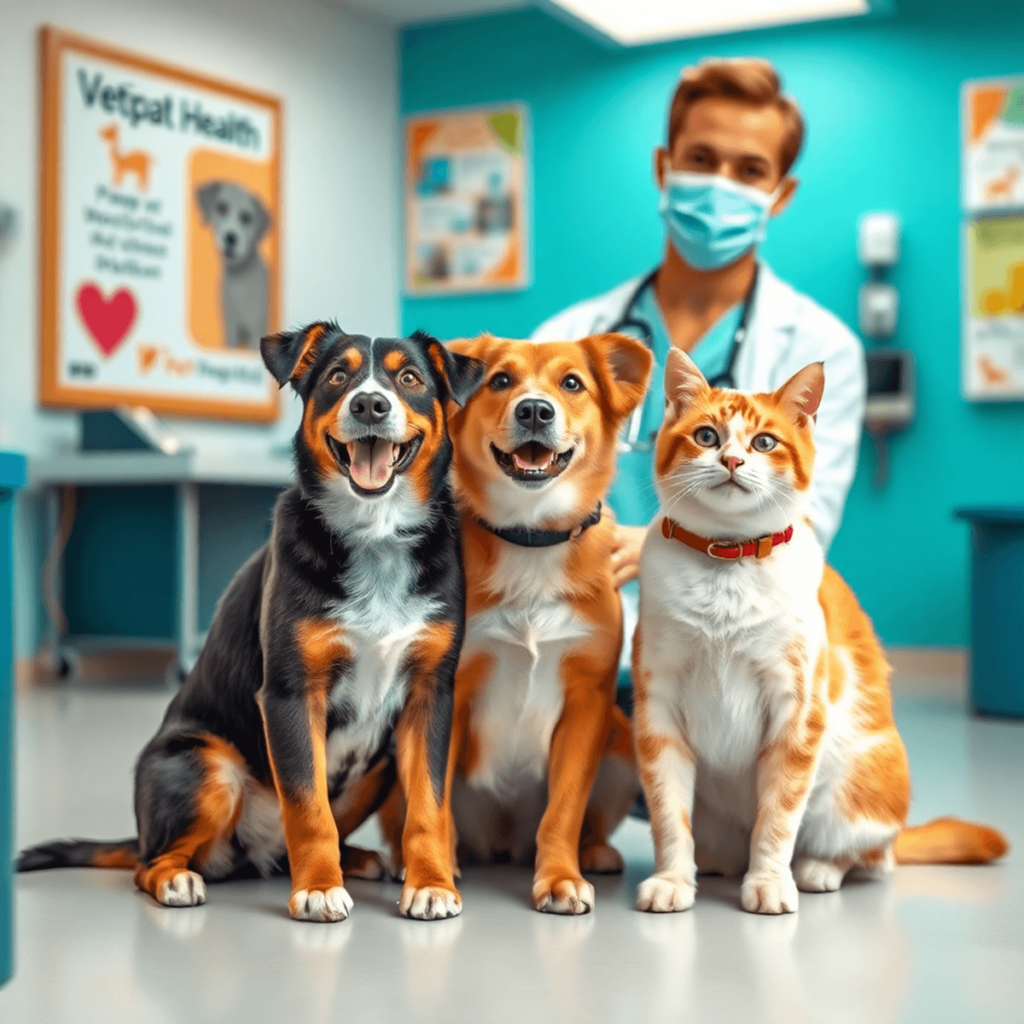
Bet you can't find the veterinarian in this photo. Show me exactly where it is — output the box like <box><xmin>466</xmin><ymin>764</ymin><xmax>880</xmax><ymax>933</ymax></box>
<box><xmin>532</xmin><ymin>57</ymin><xmax>866</xmax><ymax>591</ymax></box>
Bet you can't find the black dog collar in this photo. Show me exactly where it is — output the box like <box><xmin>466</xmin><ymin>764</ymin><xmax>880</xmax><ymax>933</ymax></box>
<box><xmin>477</xmin><ymin>503</ymin><xmax>603</xmax><ymax>548</ymax></box>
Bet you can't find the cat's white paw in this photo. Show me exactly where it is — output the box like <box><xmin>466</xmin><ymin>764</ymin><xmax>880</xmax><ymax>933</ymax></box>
<box><xmin>636</xmin><ymin>875</ymin><xmax>696</xmax><ymax>913</ymax></box>
<box><xmin>289</xmin><ymin>886</ymin><xmax>353</xmax><ymax>922</ymax></box>
<box><xmin>740</xmin><ymin>870</ymin><xmax>799</xmax><ymax>914</ymax></box>
<box><xmin>157</xmin><ymin>871</ymin><xmax>206</xmax><ymax>907</ymax></box>
<box><xmin>793</xmin><ymin>857</ymin><xmax>845</xmax><ymax>893</ymax></box>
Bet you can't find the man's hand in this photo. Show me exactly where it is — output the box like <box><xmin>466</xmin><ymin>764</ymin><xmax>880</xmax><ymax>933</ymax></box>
<box><xmin>609</xmin><ymin>523</ymin><xmax>647</xmax><ymax>589</ymax></box>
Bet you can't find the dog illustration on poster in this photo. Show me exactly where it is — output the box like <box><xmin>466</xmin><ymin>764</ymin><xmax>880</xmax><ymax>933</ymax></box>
<box><xmin>196</xmin><ymin>181</ymin><xmax>270</xmax><ymax>350</ymax></box>
<box><xmin>99</xmin><ymin>123</ymin><xmax>153</xmax><ymax>191</ymax></box>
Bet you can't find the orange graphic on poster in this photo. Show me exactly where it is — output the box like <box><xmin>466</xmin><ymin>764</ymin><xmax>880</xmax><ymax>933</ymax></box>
<box><xmin>981</xmin><ymin>262</ymin><xmax>1024</xmax><ymax>315</ymax></box>
<box><xmin>98</xmin><ymin>123</ymin><xmax>153</xmax><ymax>191</ymax></box>
<box><xmin>985</xmin><ymin>166</ymin><xmax>1019</xmax><ymax>201</ymax></box>
<box><xmin>137</xmin><ymin>344</ymin><xmax>160</xmax><ymax>374</ymax></box>
<box><xmin>977</xmin><ymin>354</ymin><xmax>1010</xmax><ymax>385</ymax></box>
<box><xmin>970</xmin><ymin>87</ymin><xmax>1007</xmax><ymax>145</ymax></box>
<box><xmin>187</xmin><ymin>149</ymin><xmax>278</xmax><ymax>352</ymax></box>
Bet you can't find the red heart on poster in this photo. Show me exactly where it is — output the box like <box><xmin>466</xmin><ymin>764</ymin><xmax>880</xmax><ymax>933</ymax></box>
<box><xmin>75</xmin><ymin>282</ymin><xmax>138</xmax><ymax>357</ymax></box>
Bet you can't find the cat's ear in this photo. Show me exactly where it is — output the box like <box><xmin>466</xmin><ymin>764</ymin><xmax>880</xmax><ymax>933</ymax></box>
<box><xmin>776</xmin><ymin>362</ymin><xmax>825</xmax><ymax>424</ymax></box>
<box><xmin>664</xmin><ymin>346</ymin><xmax>709</xmax><ymax>418</ymax></box>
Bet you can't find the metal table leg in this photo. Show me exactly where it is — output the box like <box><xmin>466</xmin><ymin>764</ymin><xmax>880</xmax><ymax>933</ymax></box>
<box><xmin>175</xmin><ymin>482</ymin><xmax>199</xmax><ymax>679</ymax></box>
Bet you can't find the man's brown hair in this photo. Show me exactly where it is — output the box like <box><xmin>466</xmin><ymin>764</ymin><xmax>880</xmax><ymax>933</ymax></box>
<box><xmin>667</xmin><ymin>58</ymin><xmax>805</xmax><ymax>176</ymax></box>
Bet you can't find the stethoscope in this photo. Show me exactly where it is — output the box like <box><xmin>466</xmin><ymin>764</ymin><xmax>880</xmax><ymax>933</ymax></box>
<box><xmin>611</xmin><ymin>265</ymin><xmax>760</xmax><ymax>452</ymax></box>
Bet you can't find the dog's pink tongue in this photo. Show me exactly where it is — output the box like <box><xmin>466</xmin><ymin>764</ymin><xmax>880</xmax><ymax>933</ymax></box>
<box><xmin>347</xmin><ymin>439</ymin><xmax>396</xmax><ymax>490</ymax></box>
<box><xmin>513</xmin><ymin>443</ymin><xmax>553</xmax><ymax>471</ymax></box>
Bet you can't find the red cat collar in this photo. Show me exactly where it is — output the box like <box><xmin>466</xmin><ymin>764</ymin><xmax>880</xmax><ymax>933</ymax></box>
<box><xmin>660</xmin><ymin>517</ymin><xmax>794</xmax><ymax>561</ymax></box>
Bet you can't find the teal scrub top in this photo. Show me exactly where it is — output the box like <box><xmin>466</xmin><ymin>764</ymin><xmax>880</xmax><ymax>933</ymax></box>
<box><xmin>608</xmin><ymin>285</ymin><xmax>743</xmax><ymax>528</ymax></box>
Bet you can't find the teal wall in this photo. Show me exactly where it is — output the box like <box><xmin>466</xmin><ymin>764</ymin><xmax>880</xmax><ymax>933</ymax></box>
<box><xmin>400</xmin><ymin>0</ymin><xmax>1024</xmax><ymax>645</ymax></box>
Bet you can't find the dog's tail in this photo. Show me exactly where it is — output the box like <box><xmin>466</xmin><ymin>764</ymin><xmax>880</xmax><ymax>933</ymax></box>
<box><xmin>894</xmin><ymin>818</ymin><xmax>1008</xmax><ymax>865</ymax></box>
<box><xmin>17</xmin><ymin>837</ymin><xmax>139</xmax><ymax>872</ymax></box>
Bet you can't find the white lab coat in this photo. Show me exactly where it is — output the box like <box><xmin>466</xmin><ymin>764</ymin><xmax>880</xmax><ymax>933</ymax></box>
<box><xmin>531</xmin><ymin>262</ymin><xmax>866</xmax><ymax>550</ymax></box>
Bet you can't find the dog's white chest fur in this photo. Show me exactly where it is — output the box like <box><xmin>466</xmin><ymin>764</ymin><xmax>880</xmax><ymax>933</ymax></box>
<box><xmin>462</xmin><ymin>545</ymin><xmax>591</xmax><ymax>797</ymax></box>
<box><xmin>326</xmin><ymin>531</ymin><xmax>438</xmax><ymax>791</ymax></box>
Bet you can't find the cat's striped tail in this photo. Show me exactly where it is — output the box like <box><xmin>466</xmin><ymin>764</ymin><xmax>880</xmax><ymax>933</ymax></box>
<box><xmin>894</xmin><ymin>818</ymin><xmax>1008</xmax><ymax>865</ymax></box>
<box><xmin>17</xmin><ymin>838</ymin><xmax>139</xmax><ymax>872</ymax></box>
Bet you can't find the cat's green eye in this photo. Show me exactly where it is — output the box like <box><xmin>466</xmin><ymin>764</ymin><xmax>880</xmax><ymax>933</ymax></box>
<box><xmin>694</xmin><ymin>426</ymin><xmax>720</xmax><ymax>448</ymax></box>
<box><xmin>752</xmin><ymin>433</ymin><xmax>778</xmax><ymax>453</ymax></box>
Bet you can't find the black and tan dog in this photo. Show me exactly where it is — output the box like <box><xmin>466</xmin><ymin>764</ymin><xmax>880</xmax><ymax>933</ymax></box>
<box><xmin>19</xmin><ymin>324</ymin><xmax>484</xmax><ymax>922</ymax></box>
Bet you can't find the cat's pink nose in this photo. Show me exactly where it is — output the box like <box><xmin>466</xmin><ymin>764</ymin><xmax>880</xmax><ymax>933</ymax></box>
<box><xmin>721</xmin><ymin>455</ymin><xmax>744</xmax><ymax>472</ymax></box>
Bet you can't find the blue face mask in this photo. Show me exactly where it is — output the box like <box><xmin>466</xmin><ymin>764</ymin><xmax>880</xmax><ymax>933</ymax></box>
<box><xmin>659</xmin><ymin>172</ymin><xmax>780</xmax><ymax>271</ymax></box>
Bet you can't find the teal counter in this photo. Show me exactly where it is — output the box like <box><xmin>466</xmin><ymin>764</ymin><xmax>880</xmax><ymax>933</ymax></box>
<box><xmin>0</xmin><ymin>452</ymin><xmax>26</xmax><ymax>987</ymax></box>
<box><xmin>955</xmin><ymin>506</ymin><xmax>1024</xmax><ymax>718</ymax></box>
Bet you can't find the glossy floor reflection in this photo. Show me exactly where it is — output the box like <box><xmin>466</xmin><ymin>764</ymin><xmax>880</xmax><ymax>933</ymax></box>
<box><xmin>2</xmin><ymin>672</ymin><xmax>1022</xmax><ymax>1024</ymax></box>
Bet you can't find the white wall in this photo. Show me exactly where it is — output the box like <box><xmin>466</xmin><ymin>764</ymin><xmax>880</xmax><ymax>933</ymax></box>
<box><xmin>0</xmin><ymin>0</ymin><xmax>401</xmax><ymax>655</ymax></box>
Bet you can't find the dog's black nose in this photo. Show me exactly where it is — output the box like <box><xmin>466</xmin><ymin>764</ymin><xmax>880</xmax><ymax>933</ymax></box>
<box><xmin>515</xmin><ymin>398</ymin><xmax>555</xmax><ymax>433</ymax></box>
<box><xmin>350</xmin><ymin>391</ymin><xmax>392</xmax><ymax>426</ymax></box>
<box><xmin>224</xmin><ymin>231</ymin><xmax>237</xmax><ymax>249</ymax></box>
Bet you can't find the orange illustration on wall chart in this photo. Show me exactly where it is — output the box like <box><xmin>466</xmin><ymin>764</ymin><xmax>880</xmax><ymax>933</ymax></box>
<box><xmin>981</xmin><ymin>262</ymin><xmax>1024</xmax><ymax>315</ymax></box>
<box><xmin>99</xmin><ymin>122</ymin><xmax>153</xmax><ymax>191</ymax></box>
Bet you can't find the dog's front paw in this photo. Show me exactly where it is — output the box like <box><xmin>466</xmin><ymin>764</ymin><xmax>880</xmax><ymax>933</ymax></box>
<box><xmin>533</xmin><ymin>875</ymin><xmax>595</xmax><ymax>915</ymax></box>
<box><xmin>580</xmin><ymin>842</ymin><xmax>624</xmax><ymax>875</ymax></box>
<box><xmin>399</xmin><ymin>885</ymin><xmax>462</xmax><ymax>920</ymax></box>
<box><xmin>636</xmin><ymin>874</ymin><xmax>695</xmax><ymax>913</ymax></box>
<box><xmin>289</xmin><ymin>886</ymin><xmax>353</xmax><ymax>922</ymax></box>
<box><xmin>157</xmin><ymin>870</ymin><xmax>206</xmax><ymax>907</ymax></box>
<box><xmin>740</xmin><ymin>870</ymin><xmax>799</xmax><ymax>915</ymax></box>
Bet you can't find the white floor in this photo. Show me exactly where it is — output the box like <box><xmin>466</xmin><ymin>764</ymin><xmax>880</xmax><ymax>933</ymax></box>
<box><xmin>2</xmin><ymin>672</ymin><xmax>1022</xmax><ymax>1024</ymax></box>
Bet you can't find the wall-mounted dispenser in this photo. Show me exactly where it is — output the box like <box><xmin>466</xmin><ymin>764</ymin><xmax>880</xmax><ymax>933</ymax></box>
<box><xmin>857</xmin><ymin>212</ymin><xmax>912</xmax><ymax>489</ymax></box>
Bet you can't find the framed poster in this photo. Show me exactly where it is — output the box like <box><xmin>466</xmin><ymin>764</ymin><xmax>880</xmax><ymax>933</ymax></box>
<box><xmin>962</xmin><ymin>76</ymin><xmax>1024</xmax><ymax>213</ymax></box>
<box><xmin>39</xmin><ymin>27</ymin><xmax>282</xmax><ymax>422</ymax></box>
<box><xmin>962</xmin><ymin>216</ymin><xmax>1024</xmax><ymax>400</ymax></box>
<box><xmin>404</xmin><ymin>104</ymin><xmax>529</xmax><ymax>295</ymax></box>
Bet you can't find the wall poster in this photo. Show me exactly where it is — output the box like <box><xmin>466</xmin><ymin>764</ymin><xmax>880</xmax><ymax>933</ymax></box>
<box><xmin>39</xmin><ymin>27</ymin><xmax>282</xmax><ymax>422</ymax></box>
<box><xmin>404</xmin><ymin>104</ymin><xmax>529</xmax><ymax>295</ymax></box>
<box><xmin>963</xmin><ymin>216</ymin><xmax>1024</xmax><ymax>400</ymax></box>
<box><xmin>963</xmin><ymin>77</ymin><xmax>1024</xmax><ymax>212</ymax></box>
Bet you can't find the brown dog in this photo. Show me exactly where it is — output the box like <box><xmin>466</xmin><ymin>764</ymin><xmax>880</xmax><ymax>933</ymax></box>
<box><xmin>434</xmin><ymin>331</ymin><xmax>653</xmax><ymax>913</ymax></box>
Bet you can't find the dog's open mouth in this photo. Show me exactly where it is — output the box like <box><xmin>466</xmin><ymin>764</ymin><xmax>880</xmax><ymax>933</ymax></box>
<box><xmin>327</xmin><ymin>434</ymin><xmax>423</xmax><ymax>497</ymax></box>
<box><xmin>491</xmin><ymin>442</ymin><xmax>573</xmax><ymax>485</ymax></box>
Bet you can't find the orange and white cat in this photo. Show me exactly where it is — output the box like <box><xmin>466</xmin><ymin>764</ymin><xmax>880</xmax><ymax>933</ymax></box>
<box><xmin>633</xmin><ymin>348</ymin><xmax>1007</xmax><ymax>915</ymax></box>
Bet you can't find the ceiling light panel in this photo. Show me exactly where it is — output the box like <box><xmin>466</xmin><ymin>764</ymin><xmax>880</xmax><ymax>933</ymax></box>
<box><xmin>546</xmin><ymin>0</ymin><xmax>871</xmax><ymax>45</ymax></box>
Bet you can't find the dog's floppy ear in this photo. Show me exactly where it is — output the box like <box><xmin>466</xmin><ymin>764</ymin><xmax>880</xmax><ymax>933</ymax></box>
<box><xmin>251</xmin><ymin>194</ymin><xmax>271</xmax><ymax>243</ymax></box>
<box><xmin>581</xmin><ymin>332</ymin><xmax>654</xmax><ymax>420</ymax></box>
<box><xmin>197</xmin><ymin>182</ymin><xmax>222</xmax><ymax>223</ymax></box>
<box><xmin>415</xmin><ymin>331</ymin><xmax>486</xmax><ymax>408</ymax></box>
<box><xmin>261</xmin><ymin>322</ymin><xmax>334</xmax><ymax>389</ymax></box>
